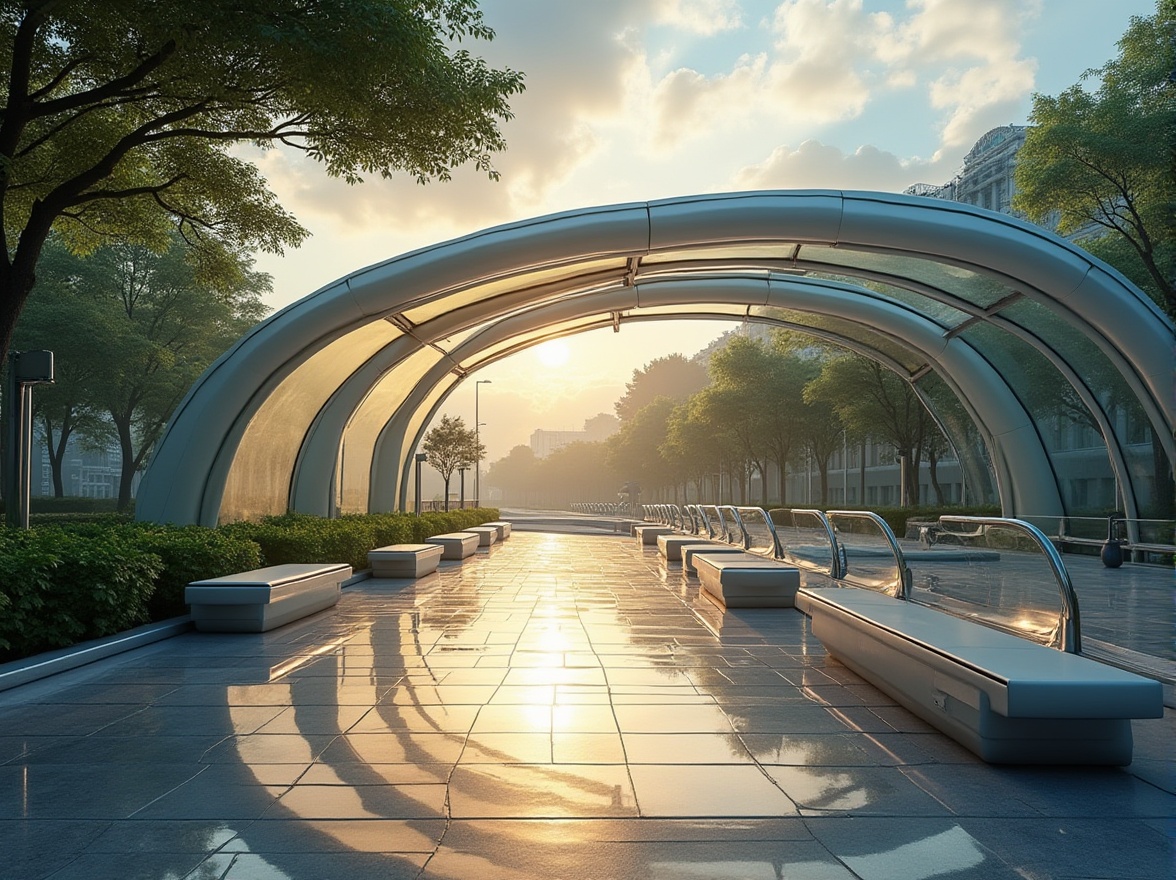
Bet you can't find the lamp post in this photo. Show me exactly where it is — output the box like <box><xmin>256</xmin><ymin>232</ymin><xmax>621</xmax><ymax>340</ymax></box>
<box><xmin>414</xmin><ymin>452</ymin><xmax>427</xmax><ymax>515</ymax></box>
<box><xmin>4</xmin><ymin>350</ymin><xmax>54</xmax><ymax>529</ymax></box>
<box><xmin>458</xmin><ymin>467</ymin><xmax>467</xmax><ymax>509</ymax></box>
<box><xmin>474</xmin><ymin>379</ymin><xmax>491</xmax><ymax>508</ymax></box>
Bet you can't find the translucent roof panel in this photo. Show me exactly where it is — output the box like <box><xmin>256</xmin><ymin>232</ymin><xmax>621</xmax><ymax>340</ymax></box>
<box><xmin>642</xmin><ymin>244</ymin><xmax>800</xmax><ymax>264</ymax></box>
<box><xmin>752</xmin><ymin>305</ymin><xmax>927</xmax><ymax>373</ymax></box>
<box><xmin>338</xmin><ymin>346</ymin><xmax>445</xmax><ymax>514</ymax></box>
<box><xmin>402</xmin><ymin>257</ymin><xmax>627</xmax><ymax>324</ymax></box>
<box><xmin>959</xmin><ymin>322</ymin><xmax>1114</xmax><ymax>516</ymax></box>
<box><xmin>219</xmin><ymin>321</ymin><xmax>403</xmax><ymax>523</ymax></box>
<box><xmin>797</xmin><ymin>245</ymin><xmax>1013</xmax><ymax>309</ymax></box>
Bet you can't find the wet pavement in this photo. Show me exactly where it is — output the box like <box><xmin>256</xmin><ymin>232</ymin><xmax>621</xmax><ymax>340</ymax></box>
<box><xmin>0</xmin><ymin>529</ymin><xmax>1172</xmax><ymax>879</ymax></box>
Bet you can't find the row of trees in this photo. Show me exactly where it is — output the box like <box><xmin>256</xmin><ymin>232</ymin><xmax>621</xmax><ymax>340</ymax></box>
<box><xmin>480</xmin><ymin>333</ymin><xmax>956</xmax><ymax>511</ymax></box>
<box><xmin>13</xmin><ymin>235</ymin><xmax>268</xmax><ymax>509</ymax></box>
<box><xmin>605</xmin><ymin>334</ymin><xmax>952</xmax><ymax>509</ymax></box>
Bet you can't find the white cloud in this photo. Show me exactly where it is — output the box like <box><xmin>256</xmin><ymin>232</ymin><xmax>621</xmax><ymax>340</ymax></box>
<box><xmin>655</xmin><ymin>0</ymin><xmax>744</xmax><ymax>35</ymax></box>
<box><xmin>732</xmin><ymin>139</ymin><xmax>947</xmax><ymax>192</ymax></box>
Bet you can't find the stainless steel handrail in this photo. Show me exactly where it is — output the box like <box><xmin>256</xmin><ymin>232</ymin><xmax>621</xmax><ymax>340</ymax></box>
<box><xmin>771</xmin><ymin>508</ymin><xmax>842</xmax><ymax>578</ymax></box>
<box><xmin>735</xmin><ymin>506</ymin><xmax>783</xmax><ymax>558</ymax></box>
<box><xmin>939</xmin><ymin>515</ymin><xmax>1082</xmax><ymax>654</ymax></box>
<box><xmin>828</xmin><ymin>510</ymin><xmax>911</xmax><ymax>598</ymax></box>
<box><xmin>717</xmin><ymin>505</ymin><xmax>749</xmax><ymax>549</ymax></box>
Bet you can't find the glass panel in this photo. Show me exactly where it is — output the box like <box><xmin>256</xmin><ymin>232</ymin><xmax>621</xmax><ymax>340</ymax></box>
<box><xmin>642</xmin><ymin>244</ymin><xmax>800</xmax><ymax>263</ymax></box>
<box><xmin>999</xmin><ymin>298</ymin><xmax>1165</xmax><ymax>517</ymax></box>
<box><xmin>916</xmin><ymin>371</ymin><xmax>998</xmax><ymax>506</ymax></box>
<box><xmin>908</xmin><ymin>519</ymin><xmax>1070</xmax><ymax>649</ymax></box>
<box><xmin>219</xmin><ymin>321</ymin><xmax>403</xmax><ymax>522</ymax></box>
<box><xmin>769</xmin><ymin>508</ymin><xmax>836</xmax><ymax>576</ymax></box>
<box><xmin>827</xmin><ymin>512</ymin><xmax>904</xmax><ymax>596</ymax></box>
<box><xmin>797</xmin><ymin>245</ymin><xmax>1012</xmax><ymax>309</ymax></box>
<box><xmin>751</xmin><ymin>306</ymin><xmax>925</xmax><ymax>371</ymax></box>
<box><xmin>402</xmin><ymin>257</ymin><xmax>626</xmax><ymax>324</ymax></box>
<box><xmin>458</xmin><ymin>316</ymin><xmax>611</xmax><ymax>369</ymax></box>
<box><xmin>960</xmin><ymin>321</ymin><xmax>1115</xmax><ymax>517</ymax></box>
<box><xmin>338</xmin><ymin>347</ymin><xmax>444</xmax><ymax>514</ymax></box>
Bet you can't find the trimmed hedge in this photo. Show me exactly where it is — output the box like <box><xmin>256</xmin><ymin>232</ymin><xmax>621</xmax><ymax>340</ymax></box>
<box><xmin>0</xmin><ymin>508</ymin><xmax>501</xmax><ymax>662</ymax></box>
<box><xmin>222</xmin><ymin>509</ymin><xmax>501</xmax><ymax>570</ymax></box>
<box><xmin>0</xmin><ymin>527</ymin><xmax>162</xmax><ymax>660</ymax></box>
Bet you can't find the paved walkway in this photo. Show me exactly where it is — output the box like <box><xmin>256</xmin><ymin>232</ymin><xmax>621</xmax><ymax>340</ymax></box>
<box><xmin>1</xmin><ymin>530</ymin><xmax>1172</xmax><ymax>879</ymax></box>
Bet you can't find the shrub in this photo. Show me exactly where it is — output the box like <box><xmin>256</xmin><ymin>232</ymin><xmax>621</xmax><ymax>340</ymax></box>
<box><xmin>130</xmin><ymin>525</ymin><xmax>263</xmax><ymax>619</ymax></box>
<box><xmin>0</xmin><ymin>528</ymin><xmax>162</xmax><ymax>661</ymax></box>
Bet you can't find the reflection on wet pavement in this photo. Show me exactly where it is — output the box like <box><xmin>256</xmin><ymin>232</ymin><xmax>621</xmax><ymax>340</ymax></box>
<box><xmin>0</xmin><ymin>530</ymin><xmax>1171</xmax><ymax>879</ymax></box>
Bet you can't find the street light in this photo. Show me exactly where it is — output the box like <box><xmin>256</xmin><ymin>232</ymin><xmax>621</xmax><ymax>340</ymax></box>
<box><xmin>414</xmin><ymin>452</ymin><xmax>427</xmax><ymax>515</ymax></box>
<box><xmin>475</xmin><ymin>379</ymin><xmax>491</xmax><ymax>508</ymax></box>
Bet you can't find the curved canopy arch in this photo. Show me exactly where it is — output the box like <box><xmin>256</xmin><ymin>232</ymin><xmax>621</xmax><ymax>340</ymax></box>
<box><xmin>135</xmin><ymin>191</ymin><xmax>1174</xmax><ymax>526</ymax></box>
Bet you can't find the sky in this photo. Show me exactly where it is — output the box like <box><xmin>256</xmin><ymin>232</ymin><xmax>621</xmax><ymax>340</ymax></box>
<box><xmin>247</xmin><ymin>0</ymin><xmax>1155</xmax><ymax>467</ymax></box>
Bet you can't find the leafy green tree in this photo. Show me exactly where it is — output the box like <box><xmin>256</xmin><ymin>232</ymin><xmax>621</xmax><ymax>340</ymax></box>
<box><xmin>0</xmin><ymin>0</ymin><xmax>526</xmax><ymax>365</ymax></box>
<box><xmin>22</xmin><ymin>235</ymin><xmax>270</xmax><ymax>509</ymax></box>
<box><xmin>615</xmin><ymin>353</ymin><xmax>709</xmax><ymax>422</ymax></box>
<box><xmin>484</xmin><ymin>444</ymin><xmax>539</xmax><ymax>507</ymax></box>
<box><xmin>1013</xmin><ymin>0</ymin><xmax>1175</xmax><ymax>316</ymax></box>
<box><xmin>422</xmin><ymin>415</ymin><xmax>482</xmax><ymax>511</ymax></box>
<box><xmin>10</xmin><ymin>241</ymin><xmax>108</xmax><ymax>495</ymax></box>
<box><xmin>606</xmin><ymin>397</ymin><xmax>678</xmax><ymax>500</ymax></box>
<box><xmin>661</xmin><ymin>399</ymin><xmax>724</xmax><ymax>502</ymax></box>
<box><xmin>805</xmin><ymin>355</ymin><xmax>934</xmax><ymax>507</ymax></box>
<box><xmin>534</xmin><ymin>440</ymin><xmax>618</xmax><ymax>509</ymax></box>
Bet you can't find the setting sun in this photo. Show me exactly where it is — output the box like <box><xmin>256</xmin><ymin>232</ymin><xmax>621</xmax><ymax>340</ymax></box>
<box><xmin>534</xmin><ymin>339</ymin><xmax>571</xmax><ymax>368</ymax></box>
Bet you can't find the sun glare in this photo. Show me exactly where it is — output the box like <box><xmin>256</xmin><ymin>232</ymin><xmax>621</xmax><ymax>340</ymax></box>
<box><xmin>534</xmin><ymin>339</ymin><xmax>571</xmax><ymax>368</ymax></box>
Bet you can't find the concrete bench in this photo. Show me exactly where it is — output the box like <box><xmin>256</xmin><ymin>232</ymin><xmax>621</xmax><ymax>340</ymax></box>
<box><xmin>484</xmin><ymin>521</ymin><xmax>512</xmax><ymax>540</ymax></box>
<box><xmin>368</xmin><ymin>543</ymin><xmax>444</xmax><ymax>578</ymax></box>
<box><xmin>466</xmin><ymin>525</ymin><xmax>499</xmax><ymax>547</ymax></box>
<box><xmin>185</xmin><ymin>563</ymin><xmax>351</xmax><ymax>633</ymax></box>
<box><xmin>694</xmin><ymin>555</ymin><xmax>801</xmax><ymax>608</ymax></box>
<box><xmin>681</xmin><ymin>544</ymin><xmax>753</xmax><ymax>574</ymax></box>
<box><xmin>658</xmin><ymin>533</ymin><xmax>716</xmax><ymax>562</ymax></box>
<box><xmin>426</xmin><ymin>531</ymin><xmax>480</xmax><ymax>560</ymax></box>
<box><xmin>634</xmin><ymin>524</ymin><xmax>674</xmax><ymax>546</ymax></box>
<box><xmin>799</xmin><ymin>586</ymin><xmax>1164</xmax><ymax>765</ymax></box>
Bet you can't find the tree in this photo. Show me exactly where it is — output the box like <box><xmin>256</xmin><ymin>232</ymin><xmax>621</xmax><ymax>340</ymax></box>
<box><xmin>484</xmin><ymin>444</ymin><xmax>538</xmax><ymax>507</ymax></box>
<box><xmin>422</xmin><ymin>415</ymin><xmax>482</xmax><ymax>511</ymax></box>
<box><xmin>606</xmin><ymin>397</ymin><xmax>678</xmax><ymax>499</ymax></box>
<box><xmin>1013</xmin><ymin>1</ymin><xmax>1175</xmax><ymax>316</ymax></box>
<box><xmin>0</xmin><ymin>0</ymin><xmax>525</xmax><ymax>366</ymax></box>
<box><xmin>805</xmin><ymin>355</ymin><xmax>934</xmax><ymax>507</ymax></box>
<box><xmin>18</xmin><ymin>234</ymin><xmax>270</xmax><ymax>509</ymax></box>
<box><xmin>615</xmin><ymin>354</ymin><xmax>709</xmax><ymax>422</ymax></box>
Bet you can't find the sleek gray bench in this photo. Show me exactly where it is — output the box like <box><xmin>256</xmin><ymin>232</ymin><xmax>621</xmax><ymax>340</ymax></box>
<box><xmin>800</xmin><ymin>586</ymin><xmax>1164</xmax><ymax>765</ymax></box>
<box><xmin>634</xmin><ymin>524</ymin><xmax>673</xmax><ymax>546</ymax></box>
<box><xmin>368</xmin><ymin>543</ymin><xmax>444</xmax><ymax>578</ymax></box>
<box><xmin>484</xmin><ymin>521</ymin><xmax>512</xmax><ymax>540</ymax></box>
<box><xmin>466</xmin><ymin>525</ymin><xmax>499</xmax><ymax>547</ymax></box>
<box><xmin>185</xmin><ymin>563</ymin><xmax>351</xmax><ymax>633</ymax></box>
<box><xmin>695</xmin><ymin>555</ymin><xmax>801</xmax><ymax>608</ymax></box>
<box><xmin>426</xmin><ymin>531</ymin><xmax>480</xmax><ymax>560</ymax></box>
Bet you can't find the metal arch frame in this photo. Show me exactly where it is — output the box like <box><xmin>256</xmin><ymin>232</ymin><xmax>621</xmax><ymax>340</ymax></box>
<box><xmin>380</xmin><ymin>274</ymin><xmax>1056</xmax><ymax>516</ymax></box>
<box><xmin>133</xmin><ymin>190</ymin><xmax>1173</xmax><ymax>526</ymax></box>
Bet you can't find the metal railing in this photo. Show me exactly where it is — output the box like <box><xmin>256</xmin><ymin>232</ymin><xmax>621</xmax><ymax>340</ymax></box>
<box><xmin>922</xmin><ymin>516</ymin><xmax>1082</xmax><ymax>653</ymax></box>
<box><xmin>735</xmin><ymin>506</ymin><xmax>782</xmax><ymax>558</ymax></box>
<box><xmin>827</xmin><ymin>510</ymin><xmax>910</xmax><ymax>598</ymax></box>
<box><xmin>769</xmin><ymin>508</ymin><xmax>842</xmax><ymax>578</ymax></box>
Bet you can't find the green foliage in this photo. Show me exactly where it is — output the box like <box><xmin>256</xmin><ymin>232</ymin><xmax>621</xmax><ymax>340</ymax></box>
<box><xmin>615</xmin><ymin>354</ymin><xmax>709</xmax><ymax>422</ymax></box>
<box><xmin>0</xmin><ymin>0</ymin><xmax>525</xmax><ymax>365</ymax></box>
<box><xmin>129</xmin><ymin>526</ymin><xmax>263</xmax><ymax>620</ymax></box>
<box><xmin>0</xmin><ymin>528</ymin><xmax>162</xmax><ymax>660</ymax></box>
<box><xmin>1012</xmin><ymin>1</ymin><xmax>1176</xmax><ymax>316</ymax></box>
<box><xmin>422</xmin><ymin>414</ymin><xmax>483</xmax><ymax>510</ymax></box>
<box><xmin>224</xmin><ymin>509</ymin><xmax>500</xmax><ymax>570</ymax></box>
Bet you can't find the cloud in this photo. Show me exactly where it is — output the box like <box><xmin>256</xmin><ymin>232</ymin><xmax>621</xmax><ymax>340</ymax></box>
<box><xmin>655</xmin><ymin>0</ymin><xmax>744</xmax><ymax>34</ymax></box>
<box><xmin>732</xmin><ymin>139</ymin><xmax>947</xmax><ymax>192</ymax></box>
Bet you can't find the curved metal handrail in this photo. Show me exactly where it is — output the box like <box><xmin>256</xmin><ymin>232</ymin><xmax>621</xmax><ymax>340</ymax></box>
<box><xmin>698</xmin><ymin>504</ymin><xmax>724</xmax><ymax>540</ymax></box>
<box><xmin>770</xmin><ymin>508</ymin><xmax>842</xmax><ymax>578</ymax></box>
<box><xmin>827</xmin><ymin>510</ymin><xmax>911</xmax><ymax>599</ymax></box>
<box><xmin>735</xmin><ymin>506</ymin><xmax>783</xmax><ymax>558</ymax></box>
<box><xmin>939</xmin><ymin>515</ymin><xmax>1082</xmax><ymax>654</ymax></box>
<box><xmin>717</xmin><ymin>505</ymin><xmax>749</xmax><ymax>549</ymax></box>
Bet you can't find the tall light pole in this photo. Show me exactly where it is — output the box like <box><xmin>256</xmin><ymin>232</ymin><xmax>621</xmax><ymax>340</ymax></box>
<box><xmin>474</xmin><ymin>379</ymin><xmax>491</xmax><ymax>508</ymax></box>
